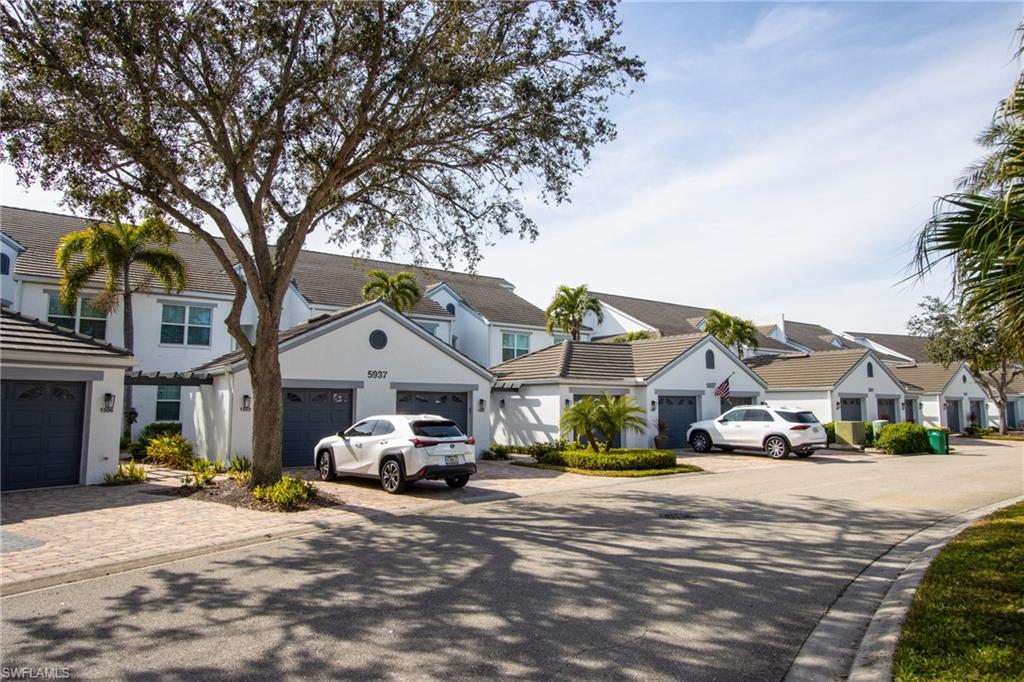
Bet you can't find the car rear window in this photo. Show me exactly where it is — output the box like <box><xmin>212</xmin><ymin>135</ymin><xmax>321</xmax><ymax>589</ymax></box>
<box><xmin>411</xmin><ymin>420</ymin><xmax>464</xmax><ymax>438</ymax></box>
<box><xmin>777</xmin><ymin>411</ymin><xmax>819</xmax><ymax>424</ymax></box>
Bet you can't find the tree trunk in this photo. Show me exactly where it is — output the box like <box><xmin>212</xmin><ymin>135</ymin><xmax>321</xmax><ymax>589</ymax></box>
<box><xmin>249</xmin><ymin>313</ymin><xmax>284</xmax><ymax>486</ymax></box>
<box><xmin>122</xmin><ymin>271</ymin><xmax>134</xmax><ymax>438</ymax></box>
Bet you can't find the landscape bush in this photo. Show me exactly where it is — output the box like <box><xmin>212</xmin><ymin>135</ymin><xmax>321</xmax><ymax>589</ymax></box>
<box><xmin>823</xmin><ymin>422</ymin><xmax>836</xmax><ymax>444</ymax></box>
<box><xmin>182</xmin><ymin>458</ymin><xmax>218</xmax><ymax>487</ymax></box>
<box><xmin>227</xmin><ymin>456</ymin><xmax>252</xmax><ymax>482</ymax></box>
<box><xmin>541</xmin><ymin>448</ymin><xmax>677</xmax><ymax>471</ymax></box>
<box><xmin>252</xmin><ymin>475</ymin><xmax>317</xmax><ymax>510</ymax></box>
<box><xmin>863</xmin><ymin>421</ymin><xmax>875</xmax><ymax>446</ymax></box>
<box><xmin>482</xmin><ymin>444</ymin><xmax>511</xmax><ymax>460</ymax></box>
<box><xmin>130</xmin><ymin>421</ymin><xmax>182</xmax><ymax>458</ymax></box>
<box><xmin>146</xmin><ymin>433</ymin><xmax>195</xmax><ymax>469</ymax></box>
<box><xmin>963</xmin><ymin>424</ymin><xmax>995</xmax><ymax>437</ymax></box>
<box><xmin>103</xmin><ymin>461</ymin><xmax>148</xmax><ymax>485</ymax></box>
<box><xmin>874</xmin><ymin>422</ymin><xmax>930</xmax><ymax>455</ymax></box>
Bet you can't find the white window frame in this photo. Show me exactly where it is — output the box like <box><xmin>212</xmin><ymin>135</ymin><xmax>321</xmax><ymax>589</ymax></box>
<box><xmin>417</xmin><ymin>322</ymin><xmax>439</xmax><ymax>336</ymax></box>
<box><xmin>155</xmin><ymin>385</ymin><xmax>182</xmax><ymax>421</ymax></box>
<box><xmin>47</xmin><ymin>293</ymin><xmax>107</xmax><ymax>340</ymax></box>
<box><xmin>501</xmin><ymin>331</ymin><xmax>530</xmax><ymax>361</ymax></box>
<box><xmin>160</xmin><ymin>303</ymin><xmax>213</xmax><ymax>347</ymax></box>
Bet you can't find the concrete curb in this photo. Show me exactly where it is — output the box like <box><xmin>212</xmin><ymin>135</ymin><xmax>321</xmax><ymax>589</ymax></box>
<box><xmin>784</xmin><ymin>494</ymin><xmax>1024</xmax><ymax>682</ymax></box>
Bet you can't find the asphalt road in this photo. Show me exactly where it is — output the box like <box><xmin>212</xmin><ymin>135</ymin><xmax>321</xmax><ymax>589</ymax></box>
<box><xmin>2</xmin><ymin>441</ymin><xmax>1021</xmax><ymax>681</ymax></box>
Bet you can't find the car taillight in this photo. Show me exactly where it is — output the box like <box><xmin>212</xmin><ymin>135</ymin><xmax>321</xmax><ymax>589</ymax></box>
<box><xmin>789</xmin><ymin>425</ymin><xmax>811</xmax><ymax>430</ymax></box>
<box><xmin>411</xmin><ymin>438</ymin><xmax>439</xmax><ymax>448</ymax></box>
<box><xmin>465</xmin><ymin>436</ymin><xmax>476</xmax><ymax>445</ymax></box>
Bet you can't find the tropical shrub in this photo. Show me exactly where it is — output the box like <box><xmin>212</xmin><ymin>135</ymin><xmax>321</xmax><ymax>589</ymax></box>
<box><xmin>875</xmin><ymin>423</ymin><xmax>931</xmax><ymax>455</ymax></box>
<box><xmin>228</xmin><ymin>455</ymin><xmax>251</xmax><ymax>475</ymax></box>
<box><xmin>182</xmin><ymin>458</ymin><xmax>218</xmax><ymax>487</ymax></box>
<box><xmin>130</xmin><ymin>421</ymin><xmax>183</xmax><ymax>458</ymax></box>
<box><xmin>594</xmin><ymin>394</ymin><xmax>647</xmax><ymax>452</ymax></box>
<box><xmin>482</xmin><ymin>444</ymin><xmax>512</xmax><ymax>460</ymax></box>
<box><xmin>561</xmin><ymin>397</ymin><xmax>603</xmax><ymax>452</ymax></box>
<box><xmin>103</xmin><ymin>461</ymin><xmax>148</xmax><ymax>485</ymax></box>
<box><xmin>863</xmin><ymin>422</ymin><xmax>875</xmax><ymax>446</ymax></box>
<box><xmin>146</xmin><ymin>433</ymin><xmax>195</xmax><ymax>469</ymax></box>
<box><xmin>252</xmin><ymin>475</ymin><xmax>317</xmax><ymax>510</ymax></box>
<box><xmin>543</xmin><ymin>448</ymin><xmax>677</xmax><ymax>471</ymax></box>
<box><xmin>823</xmin><ymin>422</ymin><xmax>836</xmax><ymax>445</ymax></box>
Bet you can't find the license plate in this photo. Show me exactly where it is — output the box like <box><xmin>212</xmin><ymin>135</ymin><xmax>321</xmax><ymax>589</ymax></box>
<box><xmin>445</xmin><ymin>455</ymin><xmax>460</xmax><ymax>465</ymax></box>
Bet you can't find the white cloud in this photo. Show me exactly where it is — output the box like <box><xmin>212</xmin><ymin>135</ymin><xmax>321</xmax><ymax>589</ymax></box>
<box><xmin>743</xmin><ymin>6</ymin><xmax>840</xmax><ymax>50</ymax></box>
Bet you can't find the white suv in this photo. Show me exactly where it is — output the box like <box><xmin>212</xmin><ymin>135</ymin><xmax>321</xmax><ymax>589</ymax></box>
<box><xmin>686</xmin><ymin>406</ymin><xmax>827</xmax><ymax>459</ymax></box>
<box><xmin>313</xmin><ymin>415</ymin><xmax>477</xmax><ymax>493</ymax></box>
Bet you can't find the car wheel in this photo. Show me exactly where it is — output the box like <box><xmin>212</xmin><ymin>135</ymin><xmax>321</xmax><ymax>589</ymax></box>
<box><xmin>765</xmin><ymin>436</ymin><xmax>790</xmax><ymax>459</ymax></box>
<box><xmin>317</xmin><ymin>450</ymin><xmax>337</xmax><ymax>481</ymax></box>
<box><xmin>380</xmin><ymin>458</ymin><xmax>407</xmax><ymax>494</ymax></box>
<box><xmin>795</xmin><ymin>451</ymin><xmax>814</xmax><ymax>458</ymax></box>
<box><xmin>689</xmin><ymin>430</ymin><xmax>712</xmax><ymax>453</ymax></box>
<box><xmin>446</xmin><ymin>475</ymin><xmax>470</xmax><ymax>489</ymax></box>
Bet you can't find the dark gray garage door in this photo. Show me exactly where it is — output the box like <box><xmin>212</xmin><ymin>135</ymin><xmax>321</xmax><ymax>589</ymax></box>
<box><xmin>1008</xmin><ymin>401</ymin><xmax>1019</xmax><ymax>429</ymax></box>
<box><xmin>840</xmin><ymin>397</ymin><xmax>863</xmax><ymax>421</ymax></box>
<box><xmin>659</xmin><ymin>395</ymin><xmax>698</xmax><ymax>448</ymax></box>
<box><xmin>282</xmin><ymin>388</ymin><xmax>353</xmax><ymax>467</ymax></box>
<box><xmin>945</xmin><ymin>399</ymin><xmax>962</xmax><ymax>433</ymax></box>
<box><xmin>877</xmin><ymin>398</ymin><xmax>897</xmax><ymax>422</ymax></box>
<box><xmin>1</xmin><ymin>380</ymin><xmax>85</xmax><ymax>491</ymax></box>
<box><xmin>396</xmin><ymin>391</ymin><xmax>469</xmax><ymax>435</ymax></box>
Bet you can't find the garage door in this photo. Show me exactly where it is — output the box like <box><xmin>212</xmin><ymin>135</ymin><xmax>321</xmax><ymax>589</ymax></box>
<box><xmin>1</xmin><ymin>380</ymin><xmax>85</xmax><ymax>491</ymax></box>
<box><xmin>396</xmin><ymin>391</ymin><xmax>469</xmax><ymax>435</ymax></box>
<box><xmin>945</xmin><ymin>399</ymin><xmax>962</xmax><ymax>433</ymax></box>
<box><xmin>282</xmin><ymin>388</ymin><xmax>353</xmax><ymax>467</ymax></box>
<box><xmin>877</xmin><ymin>398</ymin><xmax>897</xmax><ymax>422</ymax></box>
<box><xmin>659</xmin><ymin>396</ymin><xmax>698</xmax><ymax>448</ymax></box>
<box><xmin>840</xmin><ymin>397</ymin><xmax>863</xmax><ymax>421</ymax></box>
<box><xmin>1008</xmin><ymin>402</ymin><xmax>1018</xmax><ymax>429</ymax></box>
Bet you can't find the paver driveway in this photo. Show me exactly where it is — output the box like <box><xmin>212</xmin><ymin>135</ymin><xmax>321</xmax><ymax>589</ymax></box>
<box><xmin>1</xmin><ymin>440</ymin><xmax>1020</xmax><ymax>680</ymax></box>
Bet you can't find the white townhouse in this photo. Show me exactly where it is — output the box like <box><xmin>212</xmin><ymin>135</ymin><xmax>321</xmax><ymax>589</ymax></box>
<box><xmin>191</xmin><ymin>300</ymin><xmax>493</xmax><ymax>464</ymax></box>
<box><xmin>745</xmin><ymin>349</ymin><xmax>913</xmax><ymax>424</ymax></box>
<box><xmin>583</xmin><ymin>291</ymin><xmax>802</xmax><ymax>357</ymax></box>
<box><xmin>889</xmin><ymin>362</ymin><xmax>992</xmax><ymax>432</ymax></box>
<box><xmin>0</xmin><ymin>206</ymin><xmax>562</xmax><ymax>477</ymax></box>
<box><xmin>490</xmin><ymin>333</ymin><xmax>767</xmax><ymax>449</ymax></box>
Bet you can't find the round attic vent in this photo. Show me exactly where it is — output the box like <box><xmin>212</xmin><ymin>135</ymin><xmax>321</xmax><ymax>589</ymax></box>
<box><xmin>369</xmin><ymin>329</ymin><xmax>388</xmax><ymax>350</ymax></box>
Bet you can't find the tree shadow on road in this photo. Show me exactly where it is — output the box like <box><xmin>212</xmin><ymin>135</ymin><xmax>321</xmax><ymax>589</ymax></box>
<box><xmin>1</xmin><ymin>490</ymin><xmax>935</xmax><ymax>681</ymax></box>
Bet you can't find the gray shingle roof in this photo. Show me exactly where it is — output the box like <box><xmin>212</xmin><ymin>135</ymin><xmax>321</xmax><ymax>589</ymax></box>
<box><xmin>745</xmin><ymin>349</ymin><xmax>869</xmax><ymax>389</ymax></box>
<box><xmin>844</xmin><ymin>331</ymin><xmax>931</xmax><ymax>362</ymax></box>
<box><xmin>781</xmin><ymin>320</ymin><xmax>857</xmax><ymax>352</ymax></box>
<box><xmin>1</xmin><ymin>306</ymin><xmax>132</xmax><ymax>358</ymax></box>
<box><xmin>0</xmin><ymin>205</ymin><xmax>547</xmax><ymax>326</ymax></box>
<box><xmin>592</xmin><ymin>291</ymin><xmax>798</xmax><ymax>353</ymax></box>
<box><xmin>490</xmin><ymin>333</ymin><xmax>708</xmax><ymax>382</ymax></box>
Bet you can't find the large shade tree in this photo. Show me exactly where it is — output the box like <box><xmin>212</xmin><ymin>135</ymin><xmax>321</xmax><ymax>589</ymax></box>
<box><xmin>908</xmin><ymin>296</ymin><xmax>1023</xmax><ymax>434</ymax></box>
<box><xmin>545</xmin><ymin>284</ymin><xmax>603</xmax><ymax>341</ymax></box>
<box><xmin>1</xmin><ymin>1</ymin><xmax>644</xmax><ymax>485</ymax></box>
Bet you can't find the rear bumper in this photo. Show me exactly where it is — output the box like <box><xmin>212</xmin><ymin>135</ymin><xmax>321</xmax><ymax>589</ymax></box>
<box><xmin>794</xmin><ymin>442</ymin><xmax>828</xmax><ymax>452</ymax></box>
<box><xmin>411</xmin><ymin>463</ymin><xmax>477</xmax><ymax>480</ymax></box>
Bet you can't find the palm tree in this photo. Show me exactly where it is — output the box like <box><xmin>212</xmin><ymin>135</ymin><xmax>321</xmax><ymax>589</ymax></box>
<box><xmin>56</xmin><ymin>210</ymin><xmax>188</xmax><ymax>352</ymax></box>
<box><xmin>57</xmin><ymin>209</ymin><xmax>188</xmax><ymax>435</ymax></box>
<box><xmin>560</xmin><ymin>397</ymin><xmax>602</xmax><ymax>453</ymax></box>
<box><xmin>914</xmin><ymin>60</ymin><xmax>1024</xmax><ymax>338</ymax></box>
<box><xmin>361</xmin><ymin>270</ymin><xmax>422</xmax><ymax>313</ymax></box>
<box><xmin>594</xmin><ymin>393</ymin><xmax>646</xmax><ymax>452</ymax></box>
<box><xmin>545</xmin><ymin>284</ymin><xmax>603</xmax><ymax>341</ymax></box>
<box><xmin>703</xmin><ymin>310</ymin><xmax>759</xmax><ymax>356</ymax></box>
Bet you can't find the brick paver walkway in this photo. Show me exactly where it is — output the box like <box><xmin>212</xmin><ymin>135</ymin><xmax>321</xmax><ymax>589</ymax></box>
<box><xmin>0</xmin><ymin>459</ymin><xmax>608</xmax><ymax>592</ymax></box>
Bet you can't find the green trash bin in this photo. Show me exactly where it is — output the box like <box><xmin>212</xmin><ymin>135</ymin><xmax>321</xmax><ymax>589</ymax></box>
<box><xmin>926</xmin><ymin>428</ymin><xmax>949</xmax><ymax>454</ymax></box>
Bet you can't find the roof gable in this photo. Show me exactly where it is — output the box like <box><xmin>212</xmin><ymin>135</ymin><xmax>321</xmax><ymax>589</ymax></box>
<box><xmin>782</xmin><ymin>320</ymin><xmax>858</xmax><ymax>352</ymax></box>
<box><xmin>889</xmin><ymin>362</ymin><xmax>967</xmax><ymax>394</ymax></box>
<box><xmin>745</xmin><ymin>349</ymin><xmax>871</xmax><ymax>389</ymax></box>
<box><xmin>843</xmin><ymin>331</ymin><xmax>931</xmax><ymax>363</ymax></box>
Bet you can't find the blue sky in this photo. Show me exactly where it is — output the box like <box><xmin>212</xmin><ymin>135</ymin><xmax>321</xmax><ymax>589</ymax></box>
<box><xmin>3</xmin><ymin>2</ymin><xmax>1021</xmax><ymax>334</ymax></box>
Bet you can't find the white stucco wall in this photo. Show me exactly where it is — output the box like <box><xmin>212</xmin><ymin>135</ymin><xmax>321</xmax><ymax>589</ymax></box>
<box><xmin>194</xmin><ymin>307</ymin><xmax>492</xmax><ymax>461</ymax></box>
<box><xmin>426</xmin><ymin>287</ymin><xmax>490</xmax><ymax>366</ymax></box>
<box><xmin>491</xmin><ymin>384</ymin><xmax>565</xmax><ymax>446</ymax></box>
<box><xmin>833</xmin><ymin>355</ymin><xmax>908</xmax><ymax>422</ymax></box>
<box><xmin>487</xmin><ymin>325</ymin><xmax>561</xmax><ymax>369</ymax></box>
<box><xmin>762</xmin><ymin>390</ymin><xmax>835</xmax><ymax>423</ymax></box>
<box><xmin>584</xmin><ymin>305</ymin><xmax>652</xmax><ymax>339</ymax></box>
<box><xmin>0</xmin><ymin>235</ymin><xmax>21</xmax><ymax>307</ymax></box>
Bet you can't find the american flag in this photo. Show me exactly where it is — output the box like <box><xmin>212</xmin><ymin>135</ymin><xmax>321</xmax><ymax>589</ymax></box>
<box><xmin>714</xmin><ymin>377</ymin><xmax>730</xmax><ymax>399</ymax></box>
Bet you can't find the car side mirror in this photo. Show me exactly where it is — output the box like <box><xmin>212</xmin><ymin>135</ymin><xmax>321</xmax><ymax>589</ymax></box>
<box><xmin>338</xmin><ymin>432</ymin><xmax>347</xmax><ymax>438</ymax></box>
<box><xmin>717</xmin><ymin>418</ymin><xmax>727</xmax><ymax>424</ymax></box>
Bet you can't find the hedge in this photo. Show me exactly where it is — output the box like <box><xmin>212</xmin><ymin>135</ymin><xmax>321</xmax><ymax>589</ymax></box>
<box><xmin>874</xmin><ymin>422</ymin><xmax>930</xmax><ymax>455</ymax></box>
<box><xmin>539</xmin><ymin>448</ymin><xmax>677</xmax><ymax>471</ymax></box>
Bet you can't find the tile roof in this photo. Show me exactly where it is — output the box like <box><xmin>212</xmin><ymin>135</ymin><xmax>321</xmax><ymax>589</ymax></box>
<box><xmin>844</xmin><ymin>331</ymin><xmax>931</xmax><ymax>362</ymax></box>
<box><xmin>490</xmin><ymin>333</ymin><xmax>708</xmax><ymax>382</ymax></box>
<box><xmin>782</xmin><ymin>320</ymin><xmax>858</xmax><ymax>352</ymax></box>
<box><xmin>744</xmin><ymin>349</ymin><xmax>869</xmax><ymax>389</ymax></box>
<box><xmin>1</xmin><ymin>306</ymin><xmax>132</xmax><ymax>358</ymax></box>
<box><xmin>0</xmin><ymin>205</ymin><xmax>547</xmax><ymax>325</ymax></box>
<box><xmin>591</xmin><ymin>291</ymin><xmax>798</xmax><ymax>353</ymax></box>
<box><xmin>888</xmin><ymin>363</ymin><xmax>963</xmax><ymax>393</ymax></box>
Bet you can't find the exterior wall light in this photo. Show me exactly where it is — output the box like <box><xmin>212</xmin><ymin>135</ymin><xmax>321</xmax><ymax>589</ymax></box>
<box><xmin>241</xmin><ymin>394</ymin><xmax>252</xmax><ymax>411</ymax></box>
<box><xmin>564</xmin><ymin>397</ymin><xmax>571</xmax><ymax>408</ymax></box>
<box><xmin>101</xmin><ymin>392</ymin><xmax>116</xmax><ymax>413</ymax></box>
<box><xmin>478</xmin><ymin>398</ymin><xmax>486</xmax><ymax>412</ymax></box>
<box><xmin>650</xmin><ymin>399</ymin><xmax>657</xmax><ymax>411</ymax></box>
<box><xmin>499</xmin><ymin>399</ymin><xmax>505</xmax><ymax>409</ymax></box>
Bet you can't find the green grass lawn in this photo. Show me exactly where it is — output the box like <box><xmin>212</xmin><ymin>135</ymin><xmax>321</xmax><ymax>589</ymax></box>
<box><xmin>894</xmin><ymin>501</ymin><xmax>1024</xmax><ymax>681</ymax></box>
<box><xmin>511</xmin><ymin>461</ymin><xmax>703</xmax><ymax>477</ymax></box>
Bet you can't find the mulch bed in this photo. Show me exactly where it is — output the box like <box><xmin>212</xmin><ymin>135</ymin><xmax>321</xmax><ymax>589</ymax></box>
<box><xmin>149</xmin><ymin>478</ymin><xmax>344</xmax><ymax>513</ymax></box>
